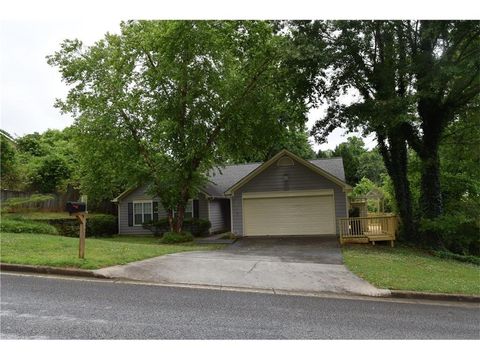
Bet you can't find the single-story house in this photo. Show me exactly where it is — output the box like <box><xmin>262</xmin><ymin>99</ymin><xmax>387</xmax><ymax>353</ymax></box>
<box><xmin>112</xmin><ymin>149</ymin><xmax>352</xmax><ymax>237</ymax></box>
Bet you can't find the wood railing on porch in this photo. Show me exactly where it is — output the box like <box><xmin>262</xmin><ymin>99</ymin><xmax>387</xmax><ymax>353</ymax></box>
<box><xmin>338</xmin><ymin>215</ymin><xmax>398</xmax><ymax>246</ymax></box>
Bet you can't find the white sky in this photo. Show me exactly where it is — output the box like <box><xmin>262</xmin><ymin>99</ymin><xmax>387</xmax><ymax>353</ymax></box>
<box><xmin>1</xmin><ymin>1</ymin><xmax>472</xmax><ymax>152</ymax></box>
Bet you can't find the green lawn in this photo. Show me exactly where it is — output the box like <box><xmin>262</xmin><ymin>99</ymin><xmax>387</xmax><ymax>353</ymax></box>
<box><xmin>0</xmin><ymin>232</ymin><xmax>224</xmax><ymax>270</ymax></box>
<box><xmin>342</xmin><ymin>244</ymin><xmax>480</xmax><ymax>295</ymax></box>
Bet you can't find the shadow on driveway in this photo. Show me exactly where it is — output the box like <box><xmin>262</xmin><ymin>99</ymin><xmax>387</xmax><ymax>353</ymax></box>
<box><xmin>225</xmin><ymin>236</ymin><xmax>343</xmax><ymax>264</ymax></box>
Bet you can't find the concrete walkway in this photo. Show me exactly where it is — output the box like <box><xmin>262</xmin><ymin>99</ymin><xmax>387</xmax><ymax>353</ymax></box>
<box><xmin>95</xmin><ymin>237</ymin><xmax>389</xmax><ymax>297</ymax></box>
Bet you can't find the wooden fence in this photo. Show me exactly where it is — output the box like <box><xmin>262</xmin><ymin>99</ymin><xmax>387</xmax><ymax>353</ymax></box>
<box><xmin>1</xmin><ymin>188</ymin><xmax>80</xmax><ymax>212</ymax></box>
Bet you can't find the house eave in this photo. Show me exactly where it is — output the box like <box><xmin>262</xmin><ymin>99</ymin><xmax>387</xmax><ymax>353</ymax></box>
<box><xmin>224</xmin><ymin>149</ymin><xmax>351</xmax><ymax>195</ymax></box>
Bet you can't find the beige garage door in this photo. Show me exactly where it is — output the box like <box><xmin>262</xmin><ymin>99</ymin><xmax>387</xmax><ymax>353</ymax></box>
<box><xmin>243</xmin><ymin>191</ymin><xmax>336</xmax><ymax>236</ymax></box>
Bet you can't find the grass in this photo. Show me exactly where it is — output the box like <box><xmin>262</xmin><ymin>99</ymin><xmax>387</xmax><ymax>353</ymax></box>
<box><xmin>342</xmin><ymin>244</ymin><xmax>480</xmax><ymax>295</ymax></box>
<box><xmin>0</xmin><ymin>232</ymin><xmax>224</xmax><ymax>270</ymax></box>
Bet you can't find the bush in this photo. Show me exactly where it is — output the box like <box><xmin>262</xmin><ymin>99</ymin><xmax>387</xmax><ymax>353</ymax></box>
<box><xmin>220</xmin><ymin>232</ymin><xmax>237</xmax><ymax>240</ymax></box>
<box><xmin>143</xmin><ymin>218</ymin><xmax>211</xmax><ymax>237</ymax></box>
<box><xmin>143</xmin><ymin>218</ymin><xmax>169</xmax><ymax>236</ymax></box>
<box><xmin>161</xmin><ymin>231</ymin><xmax>193</xmax><ymax>244</ymax></box>
<box><xmin>420</xmin><ymin>215</ymin><xmax>480</xmax><ymax>255</ymax></box>
<box><xmin>37</xmin><ymin>214</ymin><xmax>118</xmax><ymax>237</ymax></box>
<box><xmin>86</xmin><ymin>215</ymin><xmax>117</xmax><ymax>237</ymax></box>
<box><xmin>185</xmin><ymin>218</ymin><xmax>211</xmax><ymax>237</ymax></box>
<box><xmin>44</xmin><ymin>218</ymin><xmax>79</xmax><ymax>237</ymax></box>
<box><xmin>0</xmin><ymin>218</ymin><xmax>58</xmax><ymax>235</ymax></box>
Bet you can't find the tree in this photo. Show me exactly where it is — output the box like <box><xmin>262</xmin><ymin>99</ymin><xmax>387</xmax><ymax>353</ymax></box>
<box><xmin>291</xmin><ymin>20</ymin><xmax>480</xmax><ymax>247</ymax></box>
<box><xmin>331</xmin><ymin>136</ymin><xmax>366</xmax><ymax>185</ymax></box>
<box><xmin>291</xmin><ymin>20</ymin><xmax>418</xmax><ymax>242</ymax></box>
<box><xmin>230</xmin><ymin>127</ymin><xmax>315</xmax><ymax>163</ymax></box>
<box><xmin>48</xmin><ymin>20</ymin><xmax>308</xmax><ymax>232</ymax></box>
<box><xmin>357</xmin><ymin>149</ymin><xmax>387</xmax><ymax>186</ymax></box>
<box><xmin>439</xmin><ymin>99</ymin><xmax>480</xmax><ymax>219</ymax></box>
<box><xmin>401</xmin><ymin>21</ymin><xmax>480</xmax><ymax>223</ymax></box>
<box><xmin>16</xmin><ymin>132</ymin><xmax>46</xmax><ymax>156</ymax></box>
<box><xmin>29</xmin><ymin>154</ymin><xmax>72</xmax><ymax>193</ymax></box>
<box><xmin>0</xmin><ymin>130</ymin><xmax>19</xmax><ymax>188</ymax></box>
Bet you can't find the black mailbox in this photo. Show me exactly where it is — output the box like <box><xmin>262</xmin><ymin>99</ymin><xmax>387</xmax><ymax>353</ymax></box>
<box><xmin>66</xmin><ymin>201</ymin><xmax>86</xmax><ymax>214</ymax></box>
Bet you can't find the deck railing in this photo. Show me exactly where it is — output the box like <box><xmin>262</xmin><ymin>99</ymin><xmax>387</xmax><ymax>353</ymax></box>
<box><xmin>338</xmin><ymin>215</ymin><xmax>398</xmax><ymax>244</ymax></box>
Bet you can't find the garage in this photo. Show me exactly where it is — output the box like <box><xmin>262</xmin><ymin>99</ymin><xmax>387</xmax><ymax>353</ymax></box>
<box><xmin>243</xmin><ymin>190</ymin><xmax>336</xmax><ymax>236</ymax></box>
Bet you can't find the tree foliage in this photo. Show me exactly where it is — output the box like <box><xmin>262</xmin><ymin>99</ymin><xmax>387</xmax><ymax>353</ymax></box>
<box><xmin>291</xmin><ymin>20</ymin><xmax>480</xmax><ymax>248</ymax></box>
<box><xmin>48</xmin><ymin>20</ymin><xmax>309</xmax><ymax>232</ymax></box>
<box><xmin>1</xmin><ymin>131</ymin><xmax>18</xmax><ymax>187</ymax></box>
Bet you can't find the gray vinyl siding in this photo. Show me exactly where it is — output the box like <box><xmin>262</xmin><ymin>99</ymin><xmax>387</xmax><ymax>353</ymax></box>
<box><xmin>118</xmin><ymin>184</ymin><xmax>166</xmax><ymax>235</ymax></box>
<box><xmin>231</xmin><ymin>158</ymin><xmax>347</xmax><ymax>236</ymax></box>
<box><xmin>117</xmin><ymin>185</ymin><xmax>209</xmax><ymax>235</ymax></box>
<box><xmin>208</xmin><ymin>199</ymin><xmax>230</xmax><ymax>233</ymax></box>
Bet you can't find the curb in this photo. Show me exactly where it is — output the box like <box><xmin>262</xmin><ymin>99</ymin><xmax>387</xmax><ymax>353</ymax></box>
<box><xmin>0</xmin><ymin>263</ymin><xmax>110</xmax><ymax>279</ymax></box>
<box><xmin>390</xmin><ymin>290</ymin><xmax>480</xmax><ymax>303</ymax></box>
<box><xmin>2</xmin><ymin>263</ymin><xmax>479</xmax><ymax>303</ymax></box>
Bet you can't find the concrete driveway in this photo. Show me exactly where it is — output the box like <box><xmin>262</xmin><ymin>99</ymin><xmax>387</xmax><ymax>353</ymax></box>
<box><xmin>95</xmin><ymin>236</ymin><xmax>389</xmax><ymax>297</ymax></box>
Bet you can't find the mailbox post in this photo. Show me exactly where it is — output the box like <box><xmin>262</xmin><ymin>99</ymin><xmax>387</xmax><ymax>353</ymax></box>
<box><xmin>66</xmin><ymin>202</ymin><xmax>87</xmax><ymax>259</ymax></box>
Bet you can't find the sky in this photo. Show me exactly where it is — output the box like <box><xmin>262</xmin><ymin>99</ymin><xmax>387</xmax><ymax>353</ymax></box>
<box><xmin>0</xmin><ymin>19</ymin><xmax>374</xmax><ymax>152</ymax></box>
<box><xmin>0</xmin><ymin>0</ymin><xmax>472</xmax><ymax>153</ymax></box>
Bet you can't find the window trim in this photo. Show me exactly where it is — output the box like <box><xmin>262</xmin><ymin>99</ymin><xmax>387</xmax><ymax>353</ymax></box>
<box><xmin>133</xmin><ymin>200</ymin><xmax>153</xmax><ymax>226</ymax></box>
<box><xmin>172</xmin><ymin>199</ymin><xmax>195</xmax><ymax>219</ymax></box>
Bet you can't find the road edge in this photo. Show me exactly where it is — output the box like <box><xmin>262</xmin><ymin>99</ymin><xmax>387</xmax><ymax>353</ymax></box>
<box><xmin>389</xmin><ymin>290</ymin><xmax>480</xmax><ymax>303</ymax></box>
<box><xmin>0</xmin><ymin>263</ymin><xmax>110</xmax><ymax>279</ymax></box>
<box><xmin>2</xmin><ymin>262</ymin><xmax>479</xmax><ymax>303</ymax></box>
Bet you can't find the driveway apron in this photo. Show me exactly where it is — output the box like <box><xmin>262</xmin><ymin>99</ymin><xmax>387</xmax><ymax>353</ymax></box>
<box><xmin>95</xmin><ymin>236</ymin><xmax>389</xmax><ymax>296</ymax></box>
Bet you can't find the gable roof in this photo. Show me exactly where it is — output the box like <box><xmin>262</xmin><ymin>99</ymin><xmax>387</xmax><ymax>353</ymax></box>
<box><xmin>113</xmin><ymin>150</ymin><xmax>350</xmax><ymax>202</ymax></box>
<box><xmin>224</xmin><ymin>149</ymin><xmax>351</xmax><ymax>195</ymax></box>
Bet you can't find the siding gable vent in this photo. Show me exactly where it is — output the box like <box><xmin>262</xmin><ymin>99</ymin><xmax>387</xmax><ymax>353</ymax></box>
<box><xmin>277</xmin><ymin>156</ymin><xmax>294</xmax><ymax>167</ymax></box>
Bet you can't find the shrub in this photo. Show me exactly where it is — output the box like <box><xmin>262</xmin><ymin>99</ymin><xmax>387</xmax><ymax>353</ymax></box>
<box><xmin>185</xmin><ymin>218</ymin><xmax>211</xmax><ymax>237</ymax></box>
<box><xmin>0</xmin><ymin>218</ymin><xmax>58</xmax><ymax>235</ymax></box>
<box><xmin>87</xmin><ymin>214</ymin><xmax>117</xmax><ymax>237</ymax></box>
<box><xmin>161</xmin><ymin>231</ymin><xmax>193</xmax><ymax>244</ymax></box>
<box><xmin>220</xmin><ymin>232</ymin><xmax>237</xmax><ymax>240</ymax></box>
<box><xmin>420</xmin><ymin>214</ymin><xmax>480</xmax><ymax>255</ymax></box>
<box><xmin>143</xmin><ymin>218</ymin><xmax>211</xmax><ymax>237</ymax></box>
<box><xmin>44</xmin><ymin>218</ymin><xmax>79</xmax><ymax>237</ymax></box>
<box><xmin>37</xmin><ymin>214</ymin><xmax>118</xmax><ymax>237</ymax></box>
<box><xmin>143</xmin><ymin>218</ymin><xmax>169</xmax><ymax>236</ymax></box>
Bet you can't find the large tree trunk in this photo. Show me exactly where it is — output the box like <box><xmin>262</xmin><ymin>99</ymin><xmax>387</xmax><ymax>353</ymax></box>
<box><xmin>172</xmin><ymin>186</ymin><xmax>190</xmax><ymax>233</ymax></box>
<box><xmin>378</xmin><ymin>132</ymin><xmax>418</xmax><ymax>243</ymax></box>
<box><xmin>414</xmin><ymin>103</ymin><xmax>446</xmax><ymax>249</ymax></box>
<box><xmin>419</xmin><ymin>148</ymin><xmax>443</xmax><ymax>219</ymax></box>
<box><xmin>418</xmin><ymin>148</ymin><xmax>445</xmax><ymax>249</ymax></box>
<box><xmin>167</xmin><ymin>209</ymin><xmax>175</xmax><ymax>232</ymax></box>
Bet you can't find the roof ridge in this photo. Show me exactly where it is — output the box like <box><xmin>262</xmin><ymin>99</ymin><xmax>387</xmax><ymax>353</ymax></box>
<box><xmin>215</xmin><ymin>157</ymin><xmax>344</xmax><ymax>168</ymax></box>
<box><xmin>310</xmin><ymin>157</ymin><xmax>344</xmax><ymax>160</ymax></box>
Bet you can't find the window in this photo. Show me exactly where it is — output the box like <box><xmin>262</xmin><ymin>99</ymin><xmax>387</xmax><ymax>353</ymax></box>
<box><xmin>133</xmin><ymin>201</ymin><xmax>153</xmax><ymax>226</ymax></box>
<box><xmin>172</xmin><ymin>199</ymin><xmax>195</xmax><ymax>219</ymax></box>
<box><xmin>185</xmin><ymin>199</ymin><xmax>194</xmax><ymax>219</ymax></box>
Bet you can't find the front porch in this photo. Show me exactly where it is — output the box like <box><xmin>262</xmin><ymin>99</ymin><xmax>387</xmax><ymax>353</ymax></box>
<box><xmin>338</xmin><ymin>215</ymin><xmax>398</xmax><ymax>246</ymax></box>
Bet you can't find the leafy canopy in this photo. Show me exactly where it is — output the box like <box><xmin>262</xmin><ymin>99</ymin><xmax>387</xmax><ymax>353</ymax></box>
<box><xmin>48</xmin><ymin>20</ymin><xmax>309</xmax><ymax>226</ymax></box>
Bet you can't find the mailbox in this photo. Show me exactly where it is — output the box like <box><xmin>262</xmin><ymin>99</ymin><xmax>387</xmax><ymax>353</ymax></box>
<box><xmin>66</xmin><ymin>201</ymin><xmax>86</xmax><ymax>214</ymax></box>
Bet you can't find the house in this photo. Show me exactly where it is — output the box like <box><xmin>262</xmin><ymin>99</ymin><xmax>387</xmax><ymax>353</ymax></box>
<box><xmin>112</xmin><ymin>149</ymin><xmax>352</xmax><ymax>237</ymax></box>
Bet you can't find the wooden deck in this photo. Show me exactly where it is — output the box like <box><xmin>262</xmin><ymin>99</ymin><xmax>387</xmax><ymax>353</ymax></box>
<box><xmin>338</xmin><ymin>215</ymin><xmax>398</xmax><ymax>246</ymax></box>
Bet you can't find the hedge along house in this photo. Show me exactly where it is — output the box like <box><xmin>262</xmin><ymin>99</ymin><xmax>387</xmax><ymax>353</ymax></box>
<box><xmin>112</xmin><ymin>150</ymin><xmax>352</xmax><ymax>237</ymax></box>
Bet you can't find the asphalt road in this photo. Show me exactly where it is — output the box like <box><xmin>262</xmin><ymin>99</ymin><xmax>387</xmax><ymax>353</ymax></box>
<box><xmin>1</xmin><ymin>273</ymin><xmax>479</xmax><ymax>339</ymax></box>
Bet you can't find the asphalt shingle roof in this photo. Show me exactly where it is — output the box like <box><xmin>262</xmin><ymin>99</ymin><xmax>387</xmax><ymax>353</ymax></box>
<box><xmin>203</xmin><ymin>157</ymin><xmax>345</xmax><ymax>198</ymax></box>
